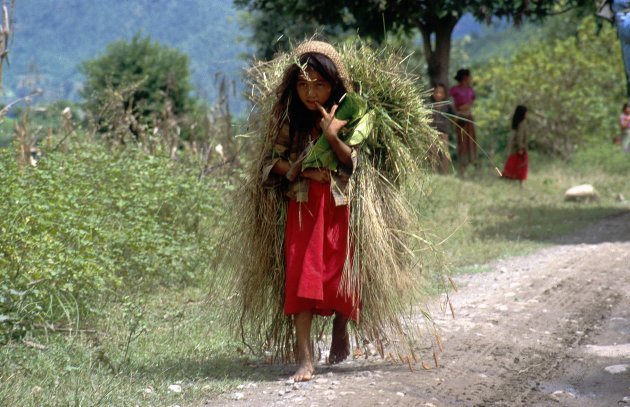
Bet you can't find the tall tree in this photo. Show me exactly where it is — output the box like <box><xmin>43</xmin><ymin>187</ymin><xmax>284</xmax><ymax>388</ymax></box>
<box><xmin>235</xmin><ymin>0</ymin><xmax>593</xmax><ymax>87</ymax></box>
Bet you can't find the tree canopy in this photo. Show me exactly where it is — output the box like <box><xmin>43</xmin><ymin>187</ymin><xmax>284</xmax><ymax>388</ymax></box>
<box><xmin>235</xmin><ymin>0</ymin><xmax>594</xmax><ymax>86</ymax></box>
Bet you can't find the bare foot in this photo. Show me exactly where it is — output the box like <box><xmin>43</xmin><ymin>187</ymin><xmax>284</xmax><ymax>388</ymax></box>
<box><xmin>290</xmin><ymin>361</ymin><xmax>314</xmax><ymax>382</ymax></box>
<box><xmin>291</xmin><ymin>311</ymin><xmax>314</xmax><ymax>381</ymax></box>
<box><xmin>329</xmin><ymin>313</ymin><xmax>350</xmax><ymax>364</ymax></box>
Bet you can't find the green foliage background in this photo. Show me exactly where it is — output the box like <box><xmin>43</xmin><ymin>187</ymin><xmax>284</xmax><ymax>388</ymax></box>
<box><xmin>471</xmin><ymin>16</ymin><xmax>624</xmax><ymax>156</ymax></box>
<box><xmin>81</xmin><ymin>34</ymin><xmax>194</xmax><ymax>123</ymax></box>
<box><xmin>7</xmin><ymin>0</ymin><xmax>249</xmax><ymax>112</ymax></box>
<box><xmin>0</xmin><ymin>140</ymin><xmax>227</xmax><ymax>342</ymax></box>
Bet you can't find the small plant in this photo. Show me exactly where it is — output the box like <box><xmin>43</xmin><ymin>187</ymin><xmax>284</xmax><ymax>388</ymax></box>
<box><xmin>120</xmin><ymin>296</ymin><xmax>147</xmax><ymax>366</ymax></box>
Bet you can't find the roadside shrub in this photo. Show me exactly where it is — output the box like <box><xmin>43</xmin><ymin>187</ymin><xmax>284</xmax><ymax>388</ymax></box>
<box><xmin>80</xmin><ymin>33</ymin><xmax>195</xmax><ymax>141</ymax></box>
<box><xmin>0</xmin><ymin>139</ymin><xmax>227</xmax><ymax>342</ymax></box>
<box><xmin>474</xmin><ymin>16</ymin><xmax>624</xmax><ymax>157</ymax></box>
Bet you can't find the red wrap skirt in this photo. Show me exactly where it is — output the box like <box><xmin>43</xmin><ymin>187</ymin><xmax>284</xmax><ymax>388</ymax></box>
<box><xmin>284</xmin><ymin>181</ymin><xmax>359</xmax><ymax>320</ymax></box>
<box><xmin>502</xmin><ymin>152</ymin><xmax>528</xmax><ymax>180</ymax></box>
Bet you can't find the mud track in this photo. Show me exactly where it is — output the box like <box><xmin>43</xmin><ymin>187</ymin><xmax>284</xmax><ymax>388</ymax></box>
<box><xmin>205</xmin><ymin>211</ymin><xmax>630</xmax><ymax>407</ymax></box>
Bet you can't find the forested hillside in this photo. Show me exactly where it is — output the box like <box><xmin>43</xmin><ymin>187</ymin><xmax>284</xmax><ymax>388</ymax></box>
<box><xmin>6</xmin><ymin>1</ymin><xmax>489</xmax><ymax>114</ymax></box>
<box><xmin>8</xmin><ymin>0</ymin><xmax>249</xmax><ymax>110</ymax></box>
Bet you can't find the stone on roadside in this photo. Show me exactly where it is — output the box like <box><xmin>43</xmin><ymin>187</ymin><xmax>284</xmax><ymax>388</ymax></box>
<box><xmin>604</xmin><ymin>364</ymin><xmax>629</xmax><ymax>374</ymax></box>
<box><xmin>564</xmin><ymin>184</ymin><xmax>598</xmax><ymax>202</ymax></box>
<box><xmin>551</xmin><ymin>390</ymin><xmax>576</xmax><ymax>401</ymax></box>
<box><xmin>167</xmin><ymin>384</ymin><xmax>182</xmax><ymax>393</ymax></box>
<box><xmin>230</xmin><ymin>392</ymin><xmax>245</xmax><ymax>400</ymax></box>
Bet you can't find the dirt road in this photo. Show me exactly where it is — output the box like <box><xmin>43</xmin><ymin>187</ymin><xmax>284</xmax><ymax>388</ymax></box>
<box><xmin>205</xmin><ymin>211</ymin><xmax>630</xmax><ymax>407</ymax></box>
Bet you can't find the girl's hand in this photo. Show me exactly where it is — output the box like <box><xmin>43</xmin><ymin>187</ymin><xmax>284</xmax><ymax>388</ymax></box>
<box><xmin>317</xmin><ymin>103</ymin><xmax>348</xmax><ymax>142</ymax></box>
<box><xmin>301</xmin><ymin>168</ymin><xmax>331</xmax><ymax>183</ymax></box>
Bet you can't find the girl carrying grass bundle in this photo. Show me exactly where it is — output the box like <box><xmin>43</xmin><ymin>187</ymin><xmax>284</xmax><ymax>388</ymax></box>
<box><xmin>260</xmin><ymin>41</ymin><xmax>366</xmax><ymax>381</ymax></box>
<box><xmin>224</xmin><ymin>38</ymin><xmax>447</xmax><ymax>383</ymax></box>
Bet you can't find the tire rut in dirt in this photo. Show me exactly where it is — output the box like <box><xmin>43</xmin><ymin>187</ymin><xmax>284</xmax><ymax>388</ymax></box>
<box><xmin>429</xmin><ymin>244</ymin><xmax>627</xmax><ymax>406</ymax></box>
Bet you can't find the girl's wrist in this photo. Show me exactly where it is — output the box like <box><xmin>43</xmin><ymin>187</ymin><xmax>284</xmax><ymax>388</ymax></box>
<box><xmin>325</xmin><ymin>132</ymin><xmax>341</xmax><ymax>145</ymax></box>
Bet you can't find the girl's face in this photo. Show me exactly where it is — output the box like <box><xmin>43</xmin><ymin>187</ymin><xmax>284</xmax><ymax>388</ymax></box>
<box><xmin>296</xmin><ymin>67</ymin><xmax>332</xmax><ymax>111</ymax></box>
<box><xmin>624</xmin><ymin>106</ymin><xmax>630</xmax><ymax>115</ymax></box>
<box><xmin>433</xmin><ymin>86</ymin><xmax>446</xmax><ymax>101</ymax></box>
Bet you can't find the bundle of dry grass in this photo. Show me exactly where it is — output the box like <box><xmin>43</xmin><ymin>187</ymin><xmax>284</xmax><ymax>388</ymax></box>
<box><xmin>217</xmin><ymin>38</ymin><xmax>447</xmax><ymax>362</ymax></box>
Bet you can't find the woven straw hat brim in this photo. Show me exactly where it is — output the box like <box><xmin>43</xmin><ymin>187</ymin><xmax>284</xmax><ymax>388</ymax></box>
<box><xmin>293</xmin><ymin>40</ymin><xmax>352</xmax><ymax>91</ymax></box>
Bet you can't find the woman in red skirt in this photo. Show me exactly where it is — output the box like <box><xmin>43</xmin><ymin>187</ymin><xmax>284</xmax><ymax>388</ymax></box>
<box><xmin>502</xmin><ymin>105</ymin><xmax>529</xmax><ymax>185</ymax></box>
<box><xmin>261</xmin><ymin>41</ymin><xmax>365</xmax><ymax>382</ymax></box>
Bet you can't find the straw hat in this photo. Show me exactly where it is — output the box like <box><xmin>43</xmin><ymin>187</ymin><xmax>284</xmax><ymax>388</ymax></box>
<box><xmin>293</xmin><ymin>40</ymin><xmax>352</xmax><ymax>91</ymax></box>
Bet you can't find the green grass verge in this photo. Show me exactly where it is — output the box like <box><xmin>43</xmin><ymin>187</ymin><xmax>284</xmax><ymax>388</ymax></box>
<box><xmin>417</xmin><ymin>146</ymin><xmax>630</xmax><ymax>275</ymax></box>
<box><xmin>0</xmin><ymin>286</ymin><xmax>276</xmax><ymax>406</ymax></box>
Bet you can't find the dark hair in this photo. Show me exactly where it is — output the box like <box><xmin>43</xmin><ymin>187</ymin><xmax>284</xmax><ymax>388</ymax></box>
<box><xmin>623</xmin><ymin>102</ymin><xmax>629</xmax><ymax>112</ymax></box>
<box><xmin>434</xmin><ymin>83</ymin><xmax>447</xmax><ymax>92</ymax></box>
<box><xmin>454</xmin><ymin>69</ymin><xmax>471</xmax><ymax>83</ymax></box>
<box><xmin>271</xmin><ymin>52</ymin><xmax>348</xmax><ymax>150</ymax></box>
<box><xmin>511</xmin><ymin>105</ymin><xmax>528</xmax><ymax>130</ymax></box>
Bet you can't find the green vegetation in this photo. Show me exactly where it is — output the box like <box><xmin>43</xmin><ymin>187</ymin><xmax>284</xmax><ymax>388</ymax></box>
<box><xmin>0</xmin><ymin>287</ymin><xmax>263</xmax><ymax>406</ymax></box>
<box><xmin>7</xmin><ymin>0</ymin><xmax>248</xmax><ymax>112</ymax></box>
<box><xmin>235</xmin><ymin>0</ymin><xmax>595</xmax><ymax>85</ymax></box>
<box><xmin>0</xmin><ymin>139</ymin><xmax>227</xmax><ymax>343</ymax></box>
<box><xmin>81</xmin><ymin>34</ymin><xmax>195</xmax><ymax>128</ymax></box>
<box><xmin>417</xmin><ymin>146</ymin><xmax>630</xmax><ymax>274</ymax></box>
<box><xmin>472</xmin><ymin>16</ymin><xmax>624</xmax><ymax>156</ymax></box>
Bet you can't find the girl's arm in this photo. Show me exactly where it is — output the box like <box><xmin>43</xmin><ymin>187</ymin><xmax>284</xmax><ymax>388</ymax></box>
<box><xmin>270</xmin><ymin>158</ymin><xmax>291</xmax><ymax>176</ymax></box>
<box><xmin>317</xmin><ymin>103</ymin><xmax>352</xmax><ymax>166</ymax></box>
<box><xmin>326</xmin><ymin>134</ymin><xmax>352</xmax><ymax>166</ymax></box>
<box><xmin>272</xmin><ymin>157</ymin><xmax>331</xmax><ymax>183</ymax></box>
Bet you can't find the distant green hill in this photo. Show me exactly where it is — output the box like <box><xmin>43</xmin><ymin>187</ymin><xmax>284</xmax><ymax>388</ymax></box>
<box><xmin>6</xmin><ymin>2</ymin><xmax>497</xmax><ymax>115</ymax></box>
<box><xmin>7</xmin><ymin>0</ymin><xmax>251</xmax><ymax>112</ymax></box>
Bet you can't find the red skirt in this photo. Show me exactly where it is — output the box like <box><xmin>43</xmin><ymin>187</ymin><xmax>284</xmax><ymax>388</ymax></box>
<box><xmin>284</xmin><ymin>181</ymin><xmax>359</xmax><ymax>320</ymax></box>
<box><xmin>502</xmin><ymin>152</ymin><xmax>528</xmax><ymax>180</ymax></box>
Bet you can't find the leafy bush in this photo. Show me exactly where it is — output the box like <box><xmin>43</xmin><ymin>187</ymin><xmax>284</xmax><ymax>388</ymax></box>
<box><xmin>80</xmin><ymin>33</ymin><xmax>194</xmax><ymax>130</ymax></box>
<box><xmin>473</xmin><ymin>16</ymin><xmax>625</xmax><ymax>156</ymax></box>
<box><xmin>0</xmin><ymin>140</ymin><xmax>227</xmax><ymax>342</ymax></box>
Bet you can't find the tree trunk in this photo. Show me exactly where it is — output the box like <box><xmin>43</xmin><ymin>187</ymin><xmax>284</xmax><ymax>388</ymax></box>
<box><xmin>419</xmin><ymin>14</ymin><xmax>459</xmax><ymax>88</ymax></box>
